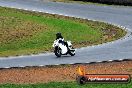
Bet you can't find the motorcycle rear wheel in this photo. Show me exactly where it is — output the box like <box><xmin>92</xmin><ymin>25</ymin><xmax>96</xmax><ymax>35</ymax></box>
<box><xmin>69</xmin><ymin>51</ymin><xmax>75</xmax><ymax>56</ymax></box>
<box><xmin>69</xmin><ymin>47</ymin><xmax>75</xmax><ymax>56</ymax></box>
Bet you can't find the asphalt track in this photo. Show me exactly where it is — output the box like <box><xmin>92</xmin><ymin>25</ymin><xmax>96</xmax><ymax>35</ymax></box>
<box><xmin>0</xmin><ymin>0</ymin><xmax>132</xmax><ymax>68</ymax></box>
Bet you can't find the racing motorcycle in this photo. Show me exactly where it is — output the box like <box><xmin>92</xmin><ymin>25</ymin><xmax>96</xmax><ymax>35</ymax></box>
<box><xmin>52</xmin><ymin>38</ymin><xmax>75</xmax><ymax>57</ymax></box>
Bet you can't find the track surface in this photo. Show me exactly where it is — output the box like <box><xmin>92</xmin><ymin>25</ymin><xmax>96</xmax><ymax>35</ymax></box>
<box><xmin>0</xmin><ymin>0</ymin><xmax>132</xmax><ymax>68</ymax></box>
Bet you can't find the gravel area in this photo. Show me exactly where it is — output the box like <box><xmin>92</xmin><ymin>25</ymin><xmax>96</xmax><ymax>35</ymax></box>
<box><xmin>0</xmin><ymin>61</ymin><xmax>132</xmax><ymax>84</ymax></box>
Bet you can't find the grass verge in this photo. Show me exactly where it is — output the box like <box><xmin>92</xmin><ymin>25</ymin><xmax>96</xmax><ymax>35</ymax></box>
<box><xmin>51</xmin><ymin>0</ymin><xmax>107</xmax><ymax>5</ymax></box>
<box><xmin>0</xmin><ymin>7</ymin><xmax>126</xmax><ymax>57</ymax></box>
<box><xmin>0</xmin><ymin>81</ymin><xmax>131</xmax><ymax>88</ymax></box>
<box><xmin>50</xmin><ymin>0</ymin><xmax>132</xmax><ymax>6</ymax></box>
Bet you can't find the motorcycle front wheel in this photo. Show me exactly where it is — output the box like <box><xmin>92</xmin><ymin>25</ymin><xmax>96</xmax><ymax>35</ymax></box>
<box><xmin>54</xmin><ymin>47</ymin><xmax>61</xmax><ymax>57</ymax></box>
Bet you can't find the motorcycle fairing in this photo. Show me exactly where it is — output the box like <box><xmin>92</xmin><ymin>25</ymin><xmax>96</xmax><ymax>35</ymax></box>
<box><xmin>58</xmin><ymin>43</ymin><xmax>68</xmax><ymax>54</ymax></box>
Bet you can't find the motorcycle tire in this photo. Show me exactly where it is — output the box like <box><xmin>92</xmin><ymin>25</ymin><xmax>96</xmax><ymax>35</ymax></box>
<box><xmin>69</xmin><ymin>51</ymin><xmax>75</xmax><ymax>56</ymax></box>
<box><xmin>54</xmin><ymin>47</ymin><xmax>61</xmax><ymax>57</ymax></box>
<box><xmin>69</xmin><ymin>47</ymin><xmax>75</xmax><ymax>56</ymax></box>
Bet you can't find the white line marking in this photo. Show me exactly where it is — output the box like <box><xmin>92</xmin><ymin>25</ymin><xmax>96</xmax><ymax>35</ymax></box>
<box><xmin>108</xmin><ymin>60</ymin><xmax>113</xmax><ymax>62</ymax></box>
<box><xmin>119</xmin><ymin>59</ymin><xmax>123</xmax><ymax>61</ymax></box>
<box><xmin>19</xmin><ymin>66</ymin><xmax>25</xmax><ymax>68</ymax></box>
<box><xmin>4</xmin><ymin>67</ymin><xmax>10</xmax><ymax>69</ymax></box>
<box><xmin>39</xmin><ymin>65</ymin><xmax>44</xmax><ymax>67</ymax></box>
<box><xmin>97</xmin><ymin>61</ymin><xmax>102</xmax><ymax>63</ymax></box>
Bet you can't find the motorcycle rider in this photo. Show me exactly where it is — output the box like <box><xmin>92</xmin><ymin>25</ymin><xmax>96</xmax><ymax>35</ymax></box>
<box><xmin>56</xmin><ymin>32</ymin><xmax>69</xmax><ymax>49</ymax></box>
<box><xmin>56</xmin><ymin>32</ymin><xmax>64</xmax><ymax>40</ymax></box>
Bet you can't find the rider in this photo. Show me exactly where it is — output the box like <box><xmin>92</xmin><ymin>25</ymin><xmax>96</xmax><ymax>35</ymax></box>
<box><xmin>56</xmin><ymin>32</ymin><xmax>64</xmax><ymax>40</ymax></box>
<box><xmin>56</xmin><ymin>32</ymin><xmax>69</xmax><ymax>49</ymax></box>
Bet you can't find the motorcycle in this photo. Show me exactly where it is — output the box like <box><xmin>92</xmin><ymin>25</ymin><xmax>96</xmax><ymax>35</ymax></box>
<box><xmin>52</xmin><ymin>38</ymin><xmax>75</xmax><ymax>57</ymax></box>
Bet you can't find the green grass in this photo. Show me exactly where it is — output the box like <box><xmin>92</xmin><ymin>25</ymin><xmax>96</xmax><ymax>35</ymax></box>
<box><xmin>0</xmin><ymin>7</ymin><xmax>126</xmax><ymax>57</ymax></box>
<box><xmin>0</xmin><ymin>81</ymin><xmax>131</xmax><ymax>88</ymax></box>
<box><xmin>51</xmin><ymin>0</ymin><xmax>132</xmax><ymax>6</ymax></box>
<box><xmin>51</xmin><ymin>0</ymin><xmax>107</xmax><ymax>5</ymax></box>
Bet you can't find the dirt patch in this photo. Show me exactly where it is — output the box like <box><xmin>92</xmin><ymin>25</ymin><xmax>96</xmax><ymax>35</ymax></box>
<box><xmin>0</xmin><ymin>16</ymin><xmax>46</xmax><ymax>44</ymax></box>
<box><xmin>0</xmin><ymin>61</ymin><xmax>132</xmax><ymax>84</ymax></box>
